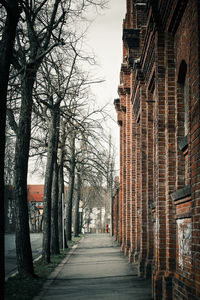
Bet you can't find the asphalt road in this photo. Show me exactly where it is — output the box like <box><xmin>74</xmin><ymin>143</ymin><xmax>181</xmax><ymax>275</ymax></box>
<box><xmin>5</xmin><ymin>233</ymin><xmax>43</xmax><ymax>279</ymax></box>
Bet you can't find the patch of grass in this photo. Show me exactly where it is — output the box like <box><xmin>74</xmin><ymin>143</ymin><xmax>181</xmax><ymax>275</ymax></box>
<box><xmin>5</xmin><ymin>235</ymin><xmax>83</xmax><ymax>300</ymax></box>
<box><xmin>5</xmin><ymin>274</ymin><xmax>44</xmax><ymax>300</ymax></box>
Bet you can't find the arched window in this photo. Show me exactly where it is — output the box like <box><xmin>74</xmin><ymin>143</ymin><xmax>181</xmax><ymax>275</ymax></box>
<box><xmin>177</xmin><ymin>60</ymin><xmax>189</xmax><ymax>187</ymax></box>
<box><xmin>184</xmin><ymin>77</ymin><xmax>188</xmax><ymax>136</ymax></box>
<box><xmin>178</xmin><ymin>60</ymin><xmax>188</xmax><ymax>138</ymax></box>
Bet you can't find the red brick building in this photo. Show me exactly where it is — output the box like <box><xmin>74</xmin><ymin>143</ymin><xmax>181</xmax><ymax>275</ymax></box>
<box><xmin>27</xmin><ymin>184</ymin><xmax>44</xmax><ymax>213</ymax></box>
<box><xmin>113</xmin><ymin>1</ymin><xmax>200</xmax><ymax>299</ymax></box>
<box><xmin>27</xmin><ymin>185</ymin><xmax>44</xmax><ymax>232</ymax></box>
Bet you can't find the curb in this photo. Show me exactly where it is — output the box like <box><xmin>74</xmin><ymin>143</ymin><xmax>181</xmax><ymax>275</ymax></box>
<box><xmin>33</xmin><ymin>237</ymin><xmax>84</xmax><ymax>300</ymax></box>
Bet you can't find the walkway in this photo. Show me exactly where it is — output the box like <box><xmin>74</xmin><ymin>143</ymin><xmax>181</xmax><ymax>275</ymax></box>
<box><xmin>35</xmin><ymin>234</ymin><xmax>152</xmax><ymax>300</ymax></box>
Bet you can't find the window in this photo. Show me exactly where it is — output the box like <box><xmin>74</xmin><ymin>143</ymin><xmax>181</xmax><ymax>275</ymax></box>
<box><xmin>177</xmin><ymin>60</ymin><xmax>189</xmax><ymax>186</ymax></box>
<box><xmin>178</xmin><ymin>60</ymin><xmax>188</xmax><ymax>140</ymax></box>
<box><xmin>184</xmin><ymin>77</ymin><xmax>188</xmax><ymax>136</ymax></box>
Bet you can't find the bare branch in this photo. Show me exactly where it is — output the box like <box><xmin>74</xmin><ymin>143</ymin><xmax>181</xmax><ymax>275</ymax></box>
<box><xmin>7</xmin><ymin>108</ymin><xmax>18</xmax><ymax>135</ymax></box>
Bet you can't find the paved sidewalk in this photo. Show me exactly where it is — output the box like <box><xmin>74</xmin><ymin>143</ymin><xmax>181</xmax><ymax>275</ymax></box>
<box><xmin>34</xmin><ymin>234</ymin><xmax>152</xmax><ymax>300</ymax></box>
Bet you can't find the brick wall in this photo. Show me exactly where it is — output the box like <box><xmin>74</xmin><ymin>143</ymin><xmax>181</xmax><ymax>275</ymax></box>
<box><xmin>113</xmin><ymin>0</ymin><xmax>200</xmax><ymax>299</ymax></box>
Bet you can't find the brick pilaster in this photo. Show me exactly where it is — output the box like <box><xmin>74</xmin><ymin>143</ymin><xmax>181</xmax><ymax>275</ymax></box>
<box><xmin>163</xmin><ymin>32</ymin><xmax>176</xmax><ymax>299</ymax></box>
<box><xmin>121</xmin><ymin>93</ymin><xmax>127</xmax><ymax>251</ymax></box>
<box><xmin>118</xmin><ymin>124</ymin><xmax>123</xmax><ymax>245</ymax></box>
<box><xmin>125</xmin><ymin>91</ymin><xmax>131</xmax><ymax>255</ymax></box>
<box><xmin>145</xmin><ymin>90</ymin><xmax>154</xmax><ymax>279</ymax></box>
<box><xmin>129</xmin><ymin>105</ymin><xmax>137</xmax><ymax>262</ymax></box>
<box><xmin>152</xmin><ymin>29</ymin><xmax>167</xmax><ymax>300</ymax></box>
<box><xmin>134</xmin><ymin>92</ymin><xmax>141</xmax><ymax>262</ymax></box>
<box><xmin>138</xmin><ymin>85</ymin><xmax>148</xmax><ymax>277</ymax></box>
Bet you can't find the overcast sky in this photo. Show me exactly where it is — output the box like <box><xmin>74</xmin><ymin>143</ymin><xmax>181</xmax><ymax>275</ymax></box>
<box><xmin>27</xmin><ymin>1</ymin><xmax>126</xmax><ymax>183</ymax></box>
<box><xmin>86</xmin><ymin>0</ymin><xmax>126</xmax><ymax>169</ymax></box>
<box><xmin>87</xmin><ymin>0</ymin><xmax>126</xmax><ymax>118</ymax></box>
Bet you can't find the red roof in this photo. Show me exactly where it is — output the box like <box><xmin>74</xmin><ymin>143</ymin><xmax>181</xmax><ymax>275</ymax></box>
<box><xmin>27</xmin><ymin>185</ymin><xmax>44</xmax><ymax>202</ymax></box>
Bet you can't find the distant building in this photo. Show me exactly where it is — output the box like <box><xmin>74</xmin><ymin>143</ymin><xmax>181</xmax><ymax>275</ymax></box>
<box><xmin>4</xmin><ymin>184</ymin><xmax>44</xmax><ymax>232</ymax></box>
<box><xmin>27</xmin><ymin>184</ymin><xmax>44</xmax><ymax>215</ymax></box>
<box><xmin>83</xmin><ymin>207</ymin><xmax>110</xmax><ymax>234</ymax></box>
<box><xmin>27</xmin><ymin>185</ymin><xmax>44</xmax><ymax>232</ymax></box>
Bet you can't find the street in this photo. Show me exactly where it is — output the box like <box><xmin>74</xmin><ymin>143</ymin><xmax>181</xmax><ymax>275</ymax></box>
<box><xmin>5</xmin><ymin>233</ymin><xmax>43</xmax><ymax>279</ymax></box>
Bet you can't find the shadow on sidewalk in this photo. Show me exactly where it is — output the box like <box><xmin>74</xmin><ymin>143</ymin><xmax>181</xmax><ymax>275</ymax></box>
<box><xmin>34</xmin><ymin>234</ymin><xmax>152</xmax><ymax>300</ymax></box>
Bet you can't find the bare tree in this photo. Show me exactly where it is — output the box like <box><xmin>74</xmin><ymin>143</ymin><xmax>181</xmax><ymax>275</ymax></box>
<box><xmin>74</xmin><ymin>168</ymin><xmax>82</xmax><ymax>237</ymax></box>
<box><xmin>58</xmin><ymin>119</ymin><xmax>67</xmax><ymax>249</ymax></box>
<box><xmin>65</xmin><ymin>126</ymin><xmax>76</xmax><ymax>241</ymax></box>
<box><xmin>64</xmin><ymin>107</ymin><xmax>112</xmax><ymax>238</ymax></box>
<box><xmin>31</xmin><ymin>37</ymin><xmax>96</xmax><ymax>256</ymax></box>
<box><xmin>105</xmin><ymin>135</ymin><xmax>115</xmax><ymax>233</ymax></box>
<box><xmin>4</xmin><ymin>0</ymin><xmax>108</xmax><ymax>273</ymax></box>
<box><xmin>38</xmin><ymin>46</ymin><xmax>80</xmax><ymax>260</ymax></box>
<box><xmin>10</xmin><ymin>0</ymin><xmax>69</xmax><ymax>275</ymax></box>
<box><xmin>51</xmin><ymin>158</ymin><xmax>60</xmax><ymax>254</ymax></box>
<box><xmin>0</xmin><ymin>0</ymin><xmax>21</xmax><ymax>288</ymax></box>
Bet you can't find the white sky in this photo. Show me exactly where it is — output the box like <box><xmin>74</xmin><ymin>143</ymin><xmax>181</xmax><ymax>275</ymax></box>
<box><xmin>27</xmin><ymin>0</ymin><xmax>126</xmax><ymax>184</ymax></box>
<box><xmin>85</xmin><ymin>0</ymin><xmax>126</xmax><ymax>171</ymax></box>
<box><xmin>87</xmin><ymin>0</ymin><xmax>126</xmax><ymax>122</ymax></box>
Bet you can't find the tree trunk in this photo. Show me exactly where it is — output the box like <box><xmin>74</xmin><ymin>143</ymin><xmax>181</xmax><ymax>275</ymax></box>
<box><xmin>0</xmin><ymin>0</ymin><xmax>20</xmax><ymax>288</ymax></box>
<box><xmin>42</xmin><ymin>108</ymin><xmax>58</xmax><ymax>263</ymax></box>
<box><xmin>51</xmin><ymin>115</ymin><xmax>60</xmax><ymax>254</ymax></box>
<box><xmin>58</xmin><ymin>146</ymin><xmax>68</xmax><ymax>249</ymax></box>
<box><xmin>74</xmin><ymin>173</ymin><xmax>81</xmax><ymax>237</ymax></box>
<box><xmin>14</xmin><ymin>69</ymin><xmax>36</xmax><ymax>277</ymax></box>
<box><xmin>66</xmin><ymin>166</ymin><xmax>75</xmax><ymax>241</ymax></box>
<box><xmin>66</xmin><ymin>134</ymin><xmax>76</xmax><ymax>241</ymax></box>
<box><xmin>51</xmin><ymin>159</ymin><xmax>60</xmax><ymax>254</ymax></box>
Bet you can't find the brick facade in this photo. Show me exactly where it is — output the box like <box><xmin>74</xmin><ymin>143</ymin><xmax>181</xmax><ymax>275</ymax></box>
<box><xmin>113</xmin><ymin>1</ymin><xmax>200</xmax><ymax>299</ymax></box>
